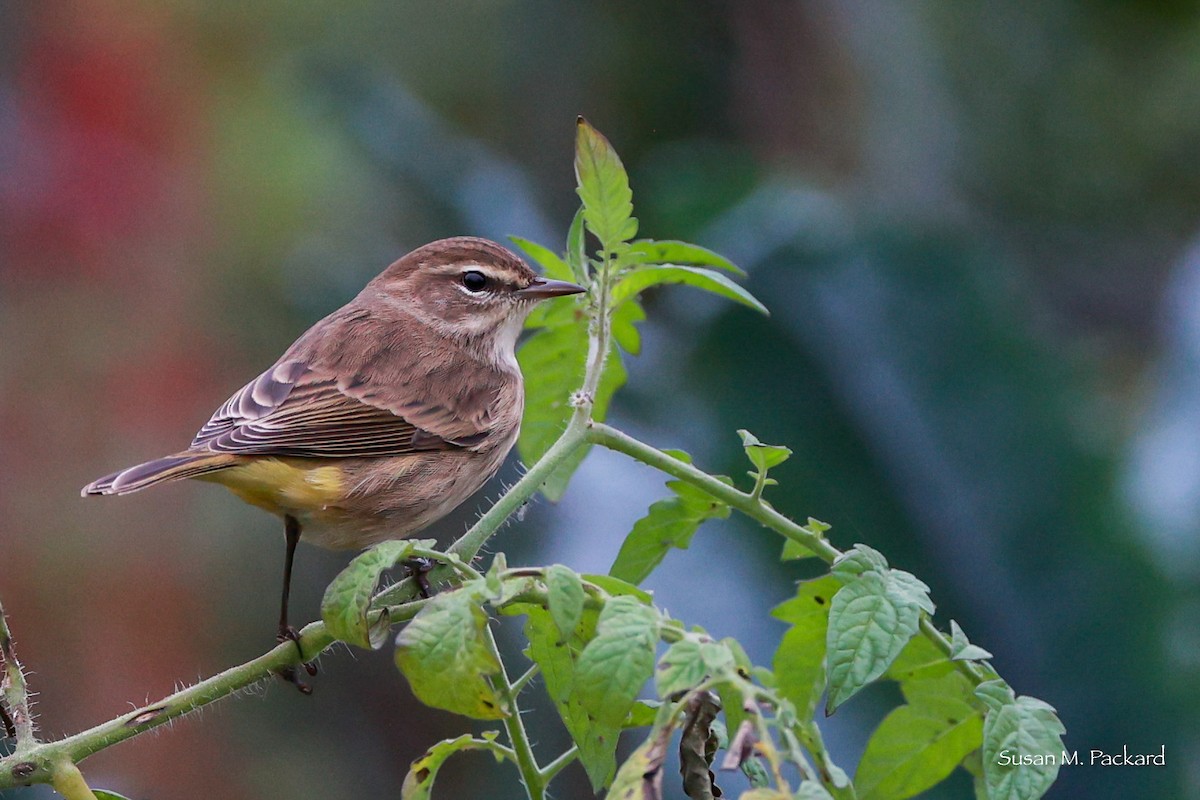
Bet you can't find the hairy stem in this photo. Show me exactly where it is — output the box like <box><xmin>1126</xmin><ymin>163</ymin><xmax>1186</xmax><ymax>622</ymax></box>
<box><xmin>586</xmin><ymin>421</ymin><xmax>988</xmax><ymax>685</ymax></box>
<box><xmin>0</xmin><ymin>600</ymin><xmax>420</xmax><ymax>790</ymax></box>
<box><xmin>49</xmin><ymin>760</ymin><xmax>97</xmax><ymax>800</ymax></box>
<box><xmin>585</xmin><ymin>422</ymin><xmax>841</xmax><ymax>561</ymax></box>
<box><xmin>485</xmin><ymin>627</ymin><xmax>545</xmax><ymax>800</ymax></box>
<box><xmin>0</xmin><ymin>599</ymin><xmax>34</xmax><ymax>751</ymax></box>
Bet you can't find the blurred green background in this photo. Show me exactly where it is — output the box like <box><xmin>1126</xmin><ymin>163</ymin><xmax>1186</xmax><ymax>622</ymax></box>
<box><xmin>1</xmin><ymin>1</ymin><xmax>1198</xmax><ymax>798</ymax></box>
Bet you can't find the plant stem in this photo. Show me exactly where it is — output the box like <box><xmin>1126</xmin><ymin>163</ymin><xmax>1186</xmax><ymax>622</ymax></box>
<box><xmin>484</xmin><ymin>628</ymin><xmax>545</xmax><ymax>800</ymax></box>
<box><xmin>0</xmin><ymin>599</ymin><xmax>419</xmax><ymax>790</ymax></box>
<box><xmin>511</xmin><ymin>665</ymin><xmax>539</xmax><ymax>695</ymax></box>
<box><xmin>0</xmin><ymin>599</ymin><xmax>35</xmax><ymax>751</ymax></box>
<box><xmin>586</xmin><ymin>421</ymin><xmax>989</xmax><ymax>686</ymax></box>
<box><xmin>539</xmin><ymin>746</ymin><xmax>578</xmax><ymax>783</ymax></box>
<box><xmin>48</xmin><ymin>760</ymin><xmax>97</xmax><ymax>800</ymax></box>
<box><xmin>586</xmin><ymin>422</ymin><xmax>841</xmax><ymax>562</ymax></box>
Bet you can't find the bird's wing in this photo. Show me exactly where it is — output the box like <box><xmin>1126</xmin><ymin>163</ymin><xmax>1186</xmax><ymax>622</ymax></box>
<box><xmin>189</xmin><ymin>359</ymin><xmax>486</xmax><ymax>458</ymax></box>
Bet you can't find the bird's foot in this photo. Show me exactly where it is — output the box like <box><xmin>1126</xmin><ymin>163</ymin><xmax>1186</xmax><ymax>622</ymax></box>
<box><xmin>402</xmin><ymin>556</ymin><xmax>438</xmax><ymax>599</ymax></box>
<box><xmin>275</xmin><ymin>625</ymin><xmax>318</xmax><ymax>694</ymax></box>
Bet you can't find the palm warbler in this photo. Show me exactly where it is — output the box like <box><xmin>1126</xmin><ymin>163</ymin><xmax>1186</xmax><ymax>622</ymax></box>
<box><xmin>83</xmin><ymin>237</ymin><xmax>584</xmax><ymax>687</ymax></box>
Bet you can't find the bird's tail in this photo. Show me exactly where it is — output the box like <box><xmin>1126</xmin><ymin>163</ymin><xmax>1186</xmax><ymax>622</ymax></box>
<box><xmin>81</xmin><ymin>453</ymin><xmax>236</xmax><ymax>497</ymax></box>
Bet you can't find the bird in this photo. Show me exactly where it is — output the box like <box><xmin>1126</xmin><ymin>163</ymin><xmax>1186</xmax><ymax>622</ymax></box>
<box><xmin>82</xmin><ymin>236</ymin><xmax>585</xmax><ymax>689</ymax></box>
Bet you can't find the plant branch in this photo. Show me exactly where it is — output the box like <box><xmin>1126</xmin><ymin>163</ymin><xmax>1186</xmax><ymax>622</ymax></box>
<box><xmin>586</xmin><ymin>422</ymin><xmax>841</xmax><ymax>562</ymax></box>
<box><xmin>586</xmin><ymin>422</ymin><xmax>989</xmax><ymax>686</ymax></box>
<box><xmin>49</xmin><ymin>760</ymin><xmax>97</xmax><ymax>800</ymax></box>
<box><xmin>0</xmin><ymin>599</ymin><xmax>34</xmax><ymax>751</ymax></box>
<box><xmin>484</xmin><ymin>627</ymin><xmax>545</xmax><ymax>800</ymax></box>
<box><xmin>539</xmin><ymin>745</ymin><xmax>578</xmax><ymax>783</ymax></box>
<box><xmin>0</xmin><ymin>598</ymin><xmax>426</xmax><ymax>790</ymax></box>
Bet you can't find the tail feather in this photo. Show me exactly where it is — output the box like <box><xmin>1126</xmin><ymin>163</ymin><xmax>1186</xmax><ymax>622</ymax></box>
<box><xmin>82</xmin><ymin>453</ymin><xmax>235</xmax><ymax>497</ymax></box>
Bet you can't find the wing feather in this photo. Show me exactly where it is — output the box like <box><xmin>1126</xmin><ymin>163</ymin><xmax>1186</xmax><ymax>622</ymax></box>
<box><xmin>189</xmin><ymin>359</ymin><xmax>468</xmax><ymax>458</ymax></box>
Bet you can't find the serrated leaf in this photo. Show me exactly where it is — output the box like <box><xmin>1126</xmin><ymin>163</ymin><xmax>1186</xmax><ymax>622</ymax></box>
<box><xmin>509</xmin><ymin>235</ymin><xmax>575</xmax><ymax>281</ymax></box>
<box><xmin>575</xmin><ymin>118</ymin><xmax>634</xmax><ymax>252</ymax></box>
<box><xmin>980</xmin><ymin>689</ymin><xmax>1066</xmax><ymax>800</ymax></box>
<box><xmin>825</xmin><ymin>572</ymin><xmax>923</xmax><ymax>713</ymax></box>
<box><xmin>394</xmin><ymin>585</ymin><xmax>506</xmax><ymax>719</ymax></box>
<box><xmin>611</xmin><ymin>265</ymin><xmax>767</xmax><ymax>315</ymax></box>
<box><xmin>612</xmin><ymin>296</ymin><xmax>645</xmax><ymax>355</ymax></box>
<box><xmin>856</xmin><ymin>672</ymin><xmax>984</xmax><ymax>800</ymax></box>
<box><xmin>546</xmin><ymin>564</ymin><xmax>586</xmax><ymax>641</ymax></box>
<box><xmin>401</xmin><ymin>734</ymin><xmax>501</xmax><ymax>800</ymax></box>
<box><xmin>975</xmin><ymin>680</ymin><xmax>1016</xmax><ymax>712</ymax></box>
<box><xmin>887</xmin><ymin>570</ymin><xmax>935</xmax><ymax>615</ymax></box>
<box><xmin>627</xmin><ymin>239</ymin><xmax>745</xmax><ymax>276</ymax></box>
<box><xmin>831</xmin><ymin>544</ymin><xmax>889</xmax><ymax>583</ymax></box>
<box><xmin>321</xmin><ymin>539</ymin><xmax>430</xmax><ymax>649</ymax></box>
<box><xmin>950</xmin><ymin>620</ymin><xmax>994</xmax><ymax>662</ymax></box>
<box><xmin>655</xmin><ymin>639</ymin><xmax>708</xmax><ymax>696</ymax></box>
<box><xmin>609</xmin><ymin>478</ymin><xmax>730</xmax><ymax>585</ymax></box>
<box><xmin>517</xmin><ymin>315</ymin><xmax>626</xmax><ymax>501</ymax></box>
<box><xmin>574</xmin><ymin>596</ymin><xmax>660</xmax><ymax>729</ymax></box>
<box><xmin>524</xmin><ymin>605</ymin><xmax>619</xmax><ymax>790</ymax></box>
<box><xmin>772</xmin><ymin>574</ymin><xmax>839</xmax><ymax>716</ymax></box>
<box><xmin>737</xmin><ymin>429</ymin><xmax>792</xmax><ymax>473</ymax></box>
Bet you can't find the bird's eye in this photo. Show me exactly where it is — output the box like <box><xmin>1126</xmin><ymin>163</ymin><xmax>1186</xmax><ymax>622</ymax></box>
<box><xmin>461</xmin><ymin>270</ymin><xmax>489</xmax><ymax>292</ymax></box>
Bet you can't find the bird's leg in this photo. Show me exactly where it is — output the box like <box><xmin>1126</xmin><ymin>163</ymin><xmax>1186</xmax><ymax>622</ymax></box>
<box><xmin>275</xmin><ymin>515</ymin><xmax>317</xmax><ymax>693</ymax></box>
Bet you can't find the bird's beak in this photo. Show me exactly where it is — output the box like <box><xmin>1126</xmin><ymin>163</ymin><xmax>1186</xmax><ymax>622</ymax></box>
<box><xmin>517</xmin><ymin>277</ymin><xmax>586</xmax><ymax>299</ymax></box>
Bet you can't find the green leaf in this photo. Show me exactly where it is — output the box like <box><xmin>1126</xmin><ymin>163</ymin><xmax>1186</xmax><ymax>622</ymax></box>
<box><xmin>887</xmin><ymin>570</ymin><xmax>935</xmax><ymax>615</ymax></box>
<box><xmin>831</xmin><ymin>544</ymin><xmax>889</xmax><ymax>583</ymax></box>
<box><xmin>401</xmin><ymin>734</ymin><xmax>503</xmax><ymax>800</ymax></box>
<box><xmin>574</xmin><ymin>596</ymin><xmax>660</xmax><ymax>729</ymax></box>
<box><xmin>95</xmin><ymin>792</ymin><xmax>134</xmax><ymax>800</ymax></box>
<box><xmin>609</xmin><ymin>477</ymin><xmax>731</xmax><ymax>585</ymax></box>
<box><xmin>713</xmin><ymin>636</ymin><xmax>754</xmax><ymax>736</ymax></box>
<box><xmin>738</xmin><ymin>429</ymin><xmax>792</xmax><ymax>473</ymax></box>
<box><xmin>321</xmin><ymin>539</ymin><xmax>432</xmax><ymax>649</ymax></box>
<box><xmin>581</xmin><ymin>573</ymin><xmax>654</xmax><ymax>604</ymax></box>
<box><xmin>978</xmin><ymin>682</ymin><xmax>1066</xmax><ymax>800</ymax></box>
<box><xmin>394</xmin><ymin>584</ymin><xmax>506</xmax><ymax>719</ymax></box>
<box><xmin>781</xmin><ymin>518</ymin><xmax>829</xmax><ymax>561</ymax></box>
<box><xmin>546</xmin><ymin>564</ymin><xmax>586</xmax><ymax>641</ymax></box>
<box><xmin>517</xmin><ymin>314</ymin><xmax>627</xmax><ymax>501</ymax></box>
<box><xmin>655</xmin><ymin>638</ymin><xmax>708</xmax><ymax>696</ymax></box>
<box><xmin>575</xmin><ymin>118</ymin><xmax>635</xmax><ymax>252</ymax></box>
<box><xmin>856</xmin><ymin>672</ymin><xmax>984</xmax><ymax>800</ymax></box>
<box><xmin>885</xmin><ymin>636</ymin><xmax>956</xmax><ymax>683</ymax></box>
<box><xmin>566</xmin><ymin>205</ymin><xmax>589</xmax><ymax>281</ymax></box>
<box><xmin>772</xmin><ymin>574</ymin><xmax>839</xmax><ymax>716</ymax></box>
<box><xmin>627</xmin><ymin>239</ymin><xmax>745</xmax><ymax>276</ymax></box>
<box><xmin>509</xmin><ymin>235</ymin><xmax>574</xmax><ymax>281</ymax></box>
<box><xmin>611</xmin><ymin>296</ymin><xmax>645</xmax><ymax>355</ymax></box>
<box><xmin>625</xmin><ymin>699</ymin><xmax>661</xmax><ymax>729</ymax></box>
<box><xmin>825</xmin><ymin>572</ymin><xmax>923</xmax><ymax>713</ymax></box>
<box><xmin>950</xmin><ymin>620</ymin><xmax>994</xmax><ymax>662</ymax></box>
<box><xmin>523</xmin><ymin>605</ymin><xmax>619</xmax><ymax>790</ymax></box>
<box><xmin>611</xmin><ymin>265</ymin><xmax>767</xmax><ymax>315</ymax></box>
